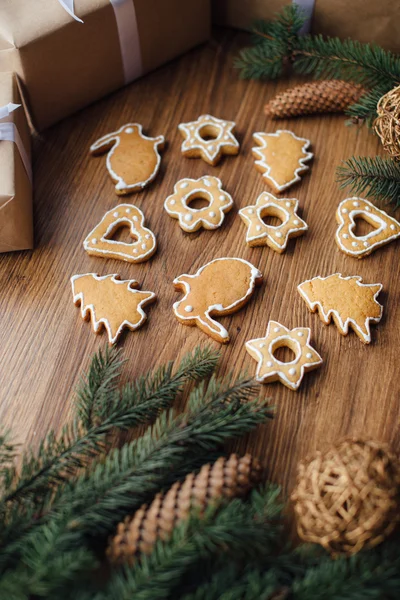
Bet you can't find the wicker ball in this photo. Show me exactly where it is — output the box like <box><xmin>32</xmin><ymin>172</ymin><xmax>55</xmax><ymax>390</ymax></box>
<box><xmin>374</xmin><ymin>85</ymin><xmax>400</xmax><ymax>159</ymax></box>
<box><xmin>291</xmin><ymin>439</ymin><xmax>400</xmax><ymax>556</ymax></box>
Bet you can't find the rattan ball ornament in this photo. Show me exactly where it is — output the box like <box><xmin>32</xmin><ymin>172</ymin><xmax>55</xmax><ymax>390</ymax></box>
<box><xmin>374</xmin><ymin>84</ymin><xmax>400</xmax><ymax>159</ymax></box>
<box><xmin>291</xmin><ymin>439</ymin><xmax>400</xmax><ymax>556</ymax></box>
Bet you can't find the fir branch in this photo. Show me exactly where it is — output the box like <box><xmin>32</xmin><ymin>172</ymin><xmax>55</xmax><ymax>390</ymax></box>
<box><xmin>346</xmin><ymin>85</ymin><xmax>391</xmax><ymax>125</ymax></box>
<box><xmin>53</xmin><ymin>375</ymin><xmax>273</xmax><ymax>540</ymax></box>
<box><xmin>0</xmin><ymin>431</ymin><xmax>17</xmax><ymax>492</ymax></box>
<box><xmin>235</xmin><ymin>5</ymin><xmax>305</xmax><ymax>79</ymax></box>
<box><xmin>294</xmin><ymin>36</ymin><xmax>400</xmax><ymax>88</ymax></box>
<box><xmin>336</xmin><ymin>156</ymin><xmax>400</xmax><ymax>207</ymax></box>
<box><xmin>291</xmin><ymin>540</ymin><xmax>400</xmax><ymax>599</ymax></box>
<box><xmin>100</xmin><ymin>487</ymin><xmax>280</xmax><ymax>600</ymax></box>
<box><xmin>0</xmin><ymin>346</ymin><xmax>219</xmax><ymax>572</ymax></box>
<box><xmin>76</xmin><ymin>345</ymin><xmax>123</xmax><ymax>430</ymax></box>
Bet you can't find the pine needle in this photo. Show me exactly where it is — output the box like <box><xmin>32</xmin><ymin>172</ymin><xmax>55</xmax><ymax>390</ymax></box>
<box><xmin>336</xmin><ymin>156</ymin><xmax>400</xmax><ymax>207</ymax></box>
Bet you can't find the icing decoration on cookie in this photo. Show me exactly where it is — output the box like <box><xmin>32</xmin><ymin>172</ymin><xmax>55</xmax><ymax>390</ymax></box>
<box><xmin>245</xmin><ymin>320</ymin><xmax>322</xmax><ymax>391</ymax></box>
<box><xmin>178</xmin><ymin>114</ymin><xmax>239</xmax><ymax>166</ymax></box>
<box><xmin>239</xmin><ymin>191</ymin><xmax>307</xmax><ymax>252</ymax></box>
<box><xmin>335</xmin><ymin>197</ymin><xmax>400</xmax><ymax>258</ymax></box>
<box><xmin>252</xmin><ymin>130</ymin><xmax>313</xmax><ymax>193</ymax></box>
<box><xmin>90</xmin><ymin>123</ymin><xmax>165</xmax><ymax>195</ymax></box>
<box><xmin>83</xmin><ymin>204</ymin><xmax>156</xmax><ymax>263</ymax></box>
<box><xmin>173</xmin><ymin>257</ymin><xmax>263</xmax><ymax>343</ymax></box>
<box><xmin>164</xmin><ymin>176</ymin><xmax>233</xmax><ymax>232</ymax></box>
<box><xmin>298</xmin><ymin>273</ymin><xmax>383</xmax><ymax>344</ymax></box>
<box><xmin>71</xmin><ymin>273</ymin><xmax>156</xmax><ymax>344</ymax></box>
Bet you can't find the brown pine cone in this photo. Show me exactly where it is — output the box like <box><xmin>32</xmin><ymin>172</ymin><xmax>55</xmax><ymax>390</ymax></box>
<box><xmin>265</xmin><ymin>80</ymin><xmax>365</xmax><ymax>119</ymax></box>
<box><xmin>107</xmin><ymin>453</ymin><xmax>262</xmax><ymax>565</ymax></box>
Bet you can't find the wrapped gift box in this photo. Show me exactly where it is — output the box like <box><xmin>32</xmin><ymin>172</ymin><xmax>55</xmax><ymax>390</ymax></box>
<box><xmin>0</xmin><ymin>73</ymin><xmax>33</xmax><ymax>254</ymax></box>
<box><xmin>213</xmin><ymin>0</ymin><xmax>400</xmax><ymax>53</ymax></box>
<box><xmin>0</xmin><ymin>0</ymin><xmax>210</xmax><ymax>131</ymax></box>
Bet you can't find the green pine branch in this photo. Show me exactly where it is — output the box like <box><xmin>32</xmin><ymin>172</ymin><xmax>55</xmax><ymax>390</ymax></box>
<box><xmin>0</xmin><ymin>346</ymin><xmax>219</xmax><ymax>572</ymax></box>
<box><xmin>336</xmin><ymin>156</ymin><xmax>400</xmax><ymax>207</ymax></box>
<box><xmin>236</xmin><ymin>5</ymin><xmax>400</xmax><ymax>92</ymax></box>
<box><xmin>93</xmin><ymin>485</ymin><xmax>281</xmax><ymax>600</ymax></box>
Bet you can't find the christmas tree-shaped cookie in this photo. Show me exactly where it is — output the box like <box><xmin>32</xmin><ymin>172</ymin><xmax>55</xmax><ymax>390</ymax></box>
<box><xmin>298</xmin><ymin>273</ymin><xmax>383</xmax><ymax>344</ymax></box>
<box><xmin>71</xmin><ymin>273</ymin><xmax>156</xmax><ymax>344</ymax></box>
<box><xmin>252</xmin><ymin>130</ymin><xmax>313</xmax><ymax>193</ymax></box>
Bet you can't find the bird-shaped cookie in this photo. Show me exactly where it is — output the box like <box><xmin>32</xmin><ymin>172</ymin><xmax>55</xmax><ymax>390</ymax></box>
<box><xmin>90</xmin><ymin>123</ymin><xmax>165</xmax><ymax>195</ymax></box>
<box><xmin>173</xmin><ymin>257</ymin><xmax>263</xmax><ymax>343</ymax></box>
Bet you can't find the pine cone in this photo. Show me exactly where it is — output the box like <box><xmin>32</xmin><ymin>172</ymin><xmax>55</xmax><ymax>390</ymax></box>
<box><xmin>265</xmin><ymin>80</ymin><xmax>365</xmax><ymax>119</ymax></box>
<box><xmin>107</xmin><ymin>453</ymin><xmax>262</xmax><ymax>565</ymax></box>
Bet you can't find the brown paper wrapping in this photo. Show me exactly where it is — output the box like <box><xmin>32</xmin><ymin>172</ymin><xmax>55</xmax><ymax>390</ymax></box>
<box><xmin>213</xmin><ymin>0</ymin><xmax>400</xmax><ymax>53</ymax></box>
<box><xmin>0</xmin><ymin>73</ymin><xmax>33</xmax><ymax>254</ymax></box>
<box><xmin>0</xmin><ymin>0</ymin><xmax>210</xmax><ymax>131</ymax></box>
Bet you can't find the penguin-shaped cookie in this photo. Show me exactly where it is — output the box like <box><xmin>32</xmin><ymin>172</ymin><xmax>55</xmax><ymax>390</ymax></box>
<box><xmin>90</xmin><ymin>123</ymin><xmax>165</xmax><ymax>195</ymax></box>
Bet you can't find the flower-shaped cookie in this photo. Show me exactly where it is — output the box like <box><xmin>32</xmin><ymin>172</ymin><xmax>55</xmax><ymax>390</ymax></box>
<box><xmin>178</xmin><ymin>114</ymin><xmax>239</xmax><ymax>166</ymax></box>
<box><xmin>164</xmin><ymin>176</ymin><xmax>233</xmax><ymax>232</ymax></box>
<box><xmin>246</xmin><ymin>321</ymin><xmax>322</xmax><ymax>391</ymax></box>
<box><xmin>239</xmin><ymin>192</ymin><xmax>307</xmax><ymax>253</ymax></box>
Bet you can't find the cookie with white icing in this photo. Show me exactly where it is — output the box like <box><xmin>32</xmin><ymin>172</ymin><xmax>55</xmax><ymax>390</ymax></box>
<box><xmin>178</xmin><ymin>114</ymin><xmax>239</xmax><ymax>166</ymax></box>
<box><xmin>335</xmin><ymin>197</ymin><xmax>400</xmax><ymax>258</ymax></box>
<box><xmin>246</xmin><ymin>321</ymin><xmax>322</xmax><ymax>390</ymax></box>
<box><xmin>71</xmin><ymin>273</ymin><xmax>156</xmax><ymax>344</ymax></box>
<box><xmin>239</xmin><ymin>191</ymin><xmax>307</xmax><ymax>252</ymax></box>
<box><xmin>173</xmin><ymin>257</ymin><xmax>262</xmax><ymax>343</ymax></box>
<box><xmin>164</xmin><ymin>176</ymin><xmax>233</xmax><ymax>232</ymax></box>
<box><xmin>83</xmin><ymin>205</ymin><xmax>156</xmax><ymax>263</ymax></box>
<box><xmin>298</xmin><ymin>273</ymin><xmax>383</xmax><ymax>344</ymax></box>
<box><xmin>90</xmin><ymin>123</ymin><xmax>165</xmax><ymax>195</ymax></box>
<box><xmin>252</xmin><ymin>130</ymin><xmax>312</xmax><ymax>193</ymax></box>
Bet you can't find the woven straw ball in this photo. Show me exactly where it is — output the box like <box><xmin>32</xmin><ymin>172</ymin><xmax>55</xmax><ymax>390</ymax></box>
<box><xmin>374</xmin><ymin>85</ymin><xmax>400</xmax><ymax>159</ymax></box>
<box><xmin>291</xmin><ymin>439</ymin><xmax>400</xmax><ymax>556</ymax></box>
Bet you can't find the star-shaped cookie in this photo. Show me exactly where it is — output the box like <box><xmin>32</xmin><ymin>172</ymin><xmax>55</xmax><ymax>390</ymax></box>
<box><xmin>178</xmin><ymin>114</ymin><xmax>239</xmax><ymax>166</ymax></box>
<box><xmin>245</xmin><ymin>320</ymin><xmax>322</xmax><ymax>390</ymax></box>
<box><xmin>239</xmin><ymin>192</ymin><xmax>308</xmax><ymax>252</ymax></box>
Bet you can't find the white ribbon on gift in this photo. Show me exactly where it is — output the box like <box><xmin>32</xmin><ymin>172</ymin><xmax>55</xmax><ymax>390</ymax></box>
<box><xmin>293</xmin><ymin>0</ymin><xmax>315</xmax><ymax>34</ymax></box>
<box><xmin>56</xmin><ymin>0</ymin><xmax>142</xmax><ymax>82</ymax></box>
<box><xmin>0</xmin><ymin>103</ymin><xmax>32</xmax><ymax>184</ymax></box>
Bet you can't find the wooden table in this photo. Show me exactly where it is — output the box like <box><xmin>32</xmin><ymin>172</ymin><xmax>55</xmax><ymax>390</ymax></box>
<box><xmin>1</xmin><ymin>30</ymin><xmax>399</xmax><ymax>499</ymax></box>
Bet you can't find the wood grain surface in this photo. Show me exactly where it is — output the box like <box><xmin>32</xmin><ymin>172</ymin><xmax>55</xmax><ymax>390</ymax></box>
<box><xmin>1</xmin><ymin>30</ymin><xmax>399</xmax><ymax>501</ymax></box>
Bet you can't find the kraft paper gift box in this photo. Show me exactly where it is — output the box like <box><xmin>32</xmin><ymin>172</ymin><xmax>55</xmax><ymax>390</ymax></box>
<box><xmin>213</xmin><ymin>0</ymin><xmax>400</xmax><ymax>53</ymax></box>
<box><xmin>0</xmin><ymin>0</ymin><xmax>211</xmax><ymax>131</ymax></box>
<box><xmin>0</xmin><ymin>73</ymin><xmax>33</xmax><ymax>254</ymax></box>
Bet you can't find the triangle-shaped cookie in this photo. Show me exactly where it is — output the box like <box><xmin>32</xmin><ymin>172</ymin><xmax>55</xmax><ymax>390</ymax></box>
<box><xmin>84</xmin><ymin>204</ymin><xmax>156</xmax><ymax>263</ymax></box>
<box><xmin>335</xmin><ymin>197</ymin><xmax>400</xmax><ymax>258</ymax></box>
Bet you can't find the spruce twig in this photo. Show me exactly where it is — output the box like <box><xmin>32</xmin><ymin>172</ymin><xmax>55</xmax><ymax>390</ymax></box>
<box><xmin>0</xmin><ymin>346</ymin><xmax>220</xmax><ymax>572</ymax></box>
<box><xmin>336</xmin><ymin>156</ymin><xmax>400</xmax><ymax>207</ymax></box>
<box><xmin>98</xmin><ymin>486</ymin><xmax>281</xmax><ymax>600</ymax></box>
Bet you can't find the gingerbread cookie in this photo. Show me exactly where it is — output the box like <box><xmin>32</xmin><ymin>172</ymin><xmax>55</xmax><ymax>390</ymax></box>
<box><xmin>298</xmin><ymin>273</ymin><xmax>383</xmax><ymax>344</ymax></box>
<box><xmin>173</xmin><ymin>257</ymin><xmax>262</xmax><ymax>343</ymax></box>
<box><xmin>178</xmin><ymin>114</ymin><xmax>239</xmax><ymax>166</ymax></box>
<box><xmin>239</xmin><ymin>192</ymin><xmax>307</xmax><ymax>252</ymax></box>
<box><xmin>164</xmin><ymin>176</ymin><xmax>233</xmax><ymax>232</ymax></box>
<box><xmin>252</xmin><ymin>130</ymin><xmax>313</xmax><ymax>193</ymax></box>
<box><xmin>246</xmin><ymin>321</ymin><xmax>322</xmax><ymax>390</ymax></box>
<box><xmin>90</xmin><ymin>123</ymin><xmax>165</xmax><ymax>195</ymax></box>
<box><xmin>83</xmin><ymin>205</ymin><xmax>156</xmax><ymax>263</ymax></box>
<box><xmin>335</xmin><ymin>197</ymin><xmax>400</xmax><ymax>258</ymax></box>
<box><xmin>71</xmin><ymin>273</ymin><xmax>156</xmax><ymax>344</ymax></box>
